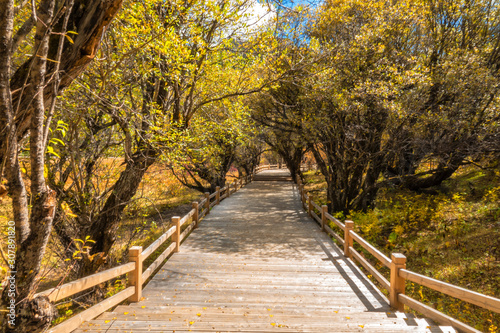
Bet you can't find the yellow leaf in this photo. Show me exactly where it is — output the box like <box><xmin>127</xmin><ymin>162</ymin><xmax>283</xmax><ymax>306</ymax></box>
<box><xmin>270</xmin><ymin>323</ymin><xmax>275</xmax><ymax>326</ymax></box>
<box><xmin>359</xmin><ymin>325</ymin><xmax>364</xmax><ymax>328</ymax></box>
<box><xmin>189</xmin><ymin>321</ymin><xmax>194</xmax><ymax>325</ymax></box>
<box><xmin>64</xmin><ymin>34</ymin><xmax>74</xmax><ymax>44</ymax></box>
<box><xmin>197</xmin><ymin>313</ymin><xmax>201</xmax><ymax>316</ymax></box>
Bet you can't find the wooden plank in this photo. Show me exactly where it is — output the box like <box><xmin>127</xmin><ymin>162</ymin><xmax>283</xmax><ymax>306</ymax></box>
<box><xmin>47</xmin><ymin>286</ymin><xmax>135</xmax><ymax>333</ymax></box>
<box><xmin>349</xmin><ymin>246</ymin><xmax>390</xmax><ymax>291</ymax></box>
<box><xmin>141</xmin><ymin>226</ymin><xmax>176</xmax><ymax>259</ymax></box>
<box><xmin>311</xmin><ymin>200</ymin><xmax>321</xmax><ymax>212</ymax></box>
<box><xmin>311</xmin><ymin>210</ymin><xmax>321</xmax><ymax>225</ymax></box>
<box><xmin>349</xmin><ymin>230</ymin><xmax>391</xmax><ymax>268</ymax></box>
<box><xmin>398</xmin><ymin>294</ymin><xmax>480</xmax><ymax>333</ymax></box>
<box><xmin>399</xmin><ymin>268</ymin><xmax>500</xmax><ymax>313</ymax></box>
<box><xmin>179</xmin><ymin>209</ymin><xmax>195</xmax><ymax>226</ymax></box>
<box><xmin>324</xmin><ymin>224</ymin><xmax>344</xmax><ymax>246</ymax></box>
<box><xmin>198</xmin><ymin>198</ymin><xmax>207</xmax><ymax>207</ymax></box>
<box><xmin>209</xmin><ymin>192</ymin><xmax>217</xmax><ymax>199</ymax></box>
<box><xmin>180</xmin><ymin>222</ymin><xmax>195</xmax><ymax>241</ymax></box>
<box><xmin>325</xmin><ymin>212</ymin><xmax>345</xmax><ymax>230</ymax></box>
<box><xmin>142</xmin><ymin>243</ymin><xmax>176</xmax><ymax>281</ymax></box>
<box><xmin>36</xmin><ymin>263</ymin><xmax>135</xmax><ymax>302</ymax></box>
<box><xmin>74</xmin><ymin>173</ymin><xmax>455</xmax><ymax>333</ymax></box>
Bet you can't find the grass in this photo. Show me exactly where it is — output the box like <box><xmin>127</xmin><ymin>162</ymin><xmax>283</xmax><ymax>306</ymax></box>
<box><xmin>302</xmin><ymin>165</ymin><xmax>499</xmax><ymax>332</ymax></box>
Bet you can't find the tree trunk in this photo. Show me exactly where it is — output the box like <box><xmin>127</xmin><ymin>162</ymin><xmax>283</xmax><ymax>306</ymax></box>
<box><xmin>0</xmin><ymin>0</ymin><xmax>124</xmax><ymax>170</ymax></box>
<box><xmin>83</xmin><ymin>149</ymin><xmax>157</xmax><ymax>274</ymax></box>
<box><xmin>0</xmin><ymin>1</ymin><xmax>124</xmax><ymax>331</ymax></box>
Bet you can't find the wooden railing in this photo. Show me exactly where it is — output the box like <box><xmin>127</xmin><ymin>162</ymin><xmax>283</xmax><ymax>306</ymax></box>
<box><xmin>37</xmin><ymin>174</ymin><xmax>253</xmax><ymax>333</ymax></box>
<box><xmin>296</xmin><ymin>175</ymin><xmax>499</xmax><ymax>333</ymax></box>
<box><xmin>254</xmin><ymin>164</ymin><xmax>285</xmax><ymax>172</ymax></box>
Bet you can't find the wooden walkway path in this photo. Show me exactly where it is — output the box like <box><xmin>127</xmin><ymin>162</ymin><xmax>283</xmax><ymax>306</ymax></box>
<box><xmin>76</xmin><ymin>170</ymin><xmax>455</xmax><ymax>332</ymax></box>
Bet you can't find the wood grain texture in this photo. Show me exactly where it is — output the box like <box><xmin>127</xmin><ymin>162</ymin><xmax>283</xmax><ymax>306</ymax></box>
<box><xmin>35</xmin><ymin>262</ymin><xmax>135</xmax><ymax>302</ymax></box>
<box><xmin>74</xmin><ymin>170</ymin><xmax>455</xmax><ymax>333</ymax></box>
<box><xmin>350</xmin><ymin>230</ymin><xmax>391</xmax><ymax>268</ymax></box>
<box><xmin>399</xmin><ymin>269</ymin><xmax>500</xmax><ymax>313</ymax></box>
<box><xmin>398</xmin><ymin>294</ymin><xmax>480</xmax><ymax>333</ymax></box>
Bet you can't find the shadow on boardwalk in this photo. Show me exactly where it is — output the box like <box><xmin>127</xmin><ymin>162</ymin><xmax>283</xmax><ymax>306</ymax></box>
<box><xmin>76</xmin><ymin>170</ymin><xmax>454</xmax><ymax>332</ymax></box>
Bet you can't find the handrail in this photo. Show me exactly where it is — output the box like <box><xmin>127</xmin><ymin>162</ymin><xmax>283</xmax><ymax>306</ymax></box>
<box><xmin>43</xmin><ymin>175</ymin><xmax>250</xmax><ymax>331</ymax></box>
<box><xmin>349</xmin><ymin>230</ymin><xmax>391</xmax><ymax>268</ymax></box>
<box><xmin>35</xmin><ymin>262</ymin><xmax>135</xmax><ymax>303</ymax></box>
<box><xmin>142</xmin><ymin>243</ymin><xmax>176</xmax><ymax>281</ymax></box>
<box><xmin>311</xmin><ymin>200</ymin><xmax>321</xmax><ymax>212</ymax></box>
<box><xmin>180</xmin><ymin>209</ymin><xmax>195</xmax><ymax>226</ymax></box>
<box><xmin>349</xmin><ymin>246</ymin><xmax>390</xmax><ymax>291</ymax></box>
<box><xmin>325</xmin><ymin>212</ymin><xmax>345</xmax><ymax>230</ymax></box>
<box><xmin>399</xmin><ymin>269</ymin><xmax>500</xmax><ymax>313</ymax></box>
<box><xmin>296</xmin><ymin>176</ymin><xmax>499</xmax><ymax>332</ymax></box>
<box><xmin>311</xmin><ymin>210</ymin><xmax>321</xmax><ymax>225</ymax></box>
<box><xmin>141</xmin><ymin>226</ymin><xmax>176</xmax><ymax>259</ymax></box>
<box><xmin>324</xmin><ymin>224</ymin><xmax>344</xmax><ymax>246</ymax></box>
<box><xmin>47</xmin><ymin>286</ymin><xmax>135</xmax><ymax>333</ymax></box>
<box><xmin>398</xmin><ymin>294</ymin><xmax>481</xmax><ymax>333</ymax></box>
<box><xmin>199</xmin><ymin>198</ymin><xmax>207</xmax><ymax>207</ymax></box>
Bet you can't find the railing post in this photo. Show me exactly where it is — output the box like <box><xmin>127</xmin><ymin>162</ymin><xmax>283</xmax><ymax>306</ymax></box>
<box><xmin>128</xmin><ymin>246</ymin><xmax>143</xmax><ymax>302</ymax></box>
<box><xmin>227</xmin><ymin>182</ymin><xmax>231</xmax><ymax>198</ymax></box>
<box><xmin>234</xmin><ymin>180</ymin><xmax>238</xmax><ymax>193</ymax></box>
<box><xmin>390</xmin><ymin>253</ymin><xmax>407</xmax><ymax>312</ymax></box>
<box><xmin>240</xmin><ymin>178</ymin><xmax>243</xmax><ymax>188</ymax></box>
<box><xmin>216</xmin><ymin>186</ymin><xmax>220</xmax><ymax>204</ymax></box>
<box><xmin>204</xmin><ymin>192</ymin><xmax>210</xmax><ymax>215</ymax></box>
<box><xmin>344</xmin><ymin>220</ymin><xmax>354</xmax><ymax>259</ymax></box>
<box><xmin>308</xmin><ymin>195</ymin><xmax>312</xmax><ymax>217</ymax></box>
<box><xmin>192</xmin><ymin>202</ymin><xmax>199</xmax><ymax>228</ymax></box>
<box><xmin>321</xmin><ymin>205</ymin><xmax>327</xmax><ymax>232</ymax></box>
<box><xmin>172</xmin><ymin>216</ymin><xmax>181</xmax><ymax>253</ymax></box>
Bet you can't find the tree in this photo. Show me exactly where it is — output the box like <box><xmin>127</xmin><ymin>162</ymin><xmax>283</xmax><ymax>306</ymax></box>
<box><xmin>0</xmin><ymin>0</ymin><xmax>123</xmax><ymax>331</ymax></box>
<box><xmin>170</xmin><ymin>99</ymin><xmax>255</xmax><ymax>193</ymax></box>
<box><xmin>301</xmin><ymin>0</ymin><xmax>500</xmax><ymax>213</ymax></box>
<box><xmin>42</xmin><ymin>0</ymin><xmax>275</xmax><ymax>279</ymax></box>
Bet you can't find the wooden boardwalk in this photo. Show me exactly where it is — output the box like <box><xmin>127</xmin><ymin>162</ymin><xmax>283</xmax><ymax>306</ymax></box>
<box><xmin>76</xmin><ymin>170</ymin><xmax>455</xmax><ymax>332</ymax></box>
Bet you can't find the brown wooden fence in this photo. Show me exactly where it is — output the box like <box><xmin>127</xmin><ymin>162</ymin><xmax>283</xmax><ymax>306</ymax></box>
<box><xmin>37</xmin><ymin>174</ymin><xmax>255</xmax><ymax>333</ymax></box>
<box><xmin>296</xmin><ymin>175</ymin><xmax>499</xmax><ymax>333</ymax></box>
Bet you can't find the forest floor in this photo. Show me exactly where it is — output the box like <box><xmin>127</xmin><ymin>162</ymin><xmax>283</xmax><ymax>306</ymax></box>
<box><xmin>301</xmin><ymin>165</ymin><xmax>500</xmax><ymax>332</ymax></box>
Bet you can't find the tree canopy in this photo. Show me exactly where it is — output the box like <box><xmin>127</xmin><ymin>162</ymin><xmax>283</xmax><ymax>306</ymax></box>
<box><xmin>0</xmin><ymin>0</ymin><xmax>499</xmax><ymax>331</ymax></box>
